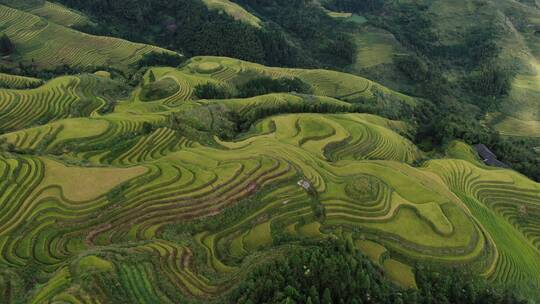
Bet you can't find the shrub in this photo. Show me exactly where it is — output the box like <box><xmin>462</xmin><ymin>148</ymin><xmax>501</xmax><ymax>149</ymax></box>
<box><xmin>466</xmin><ymin>64</ymin><xmax>514</xmax><ymax>97</ymax></box>
<box><xmin>237</xmin><ymin>77</ymin><xmax>312</xmax><ymax>98</ymax></box>
<box><xmin>194</xmin><ymin>83</ymin><xmax>232</xmax><ymax>99</ymax></box>
<box><xmin>228</xmin><ymin>240</ymin><xmax>527</xmax><ymax>304</ymax></box>
<box><xmin>140</xmin><ymin>78</ymin><xmax>180</xmax><ymax>101</ymax></box>
<box><xmin>137</xmin><ymin>51</ymin><xmax>186</xmax><ymax>68</ymax></box>
<box><xmin>325</xmin><ymin>0</ymin><xmax>384</xmax><ymax>13</ymax></box>
<box><xmin>0</xmin><ymin>34</ymin><xmax>14</xmax><ymax>56</ymax></box>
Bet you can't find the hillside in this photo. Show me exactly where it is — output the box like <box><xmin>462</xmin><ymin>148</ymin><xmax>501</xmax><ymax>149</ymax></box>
<box><xmin>1</xmin><ymin>0</ymin><xmax>540</xmax><ymax>303</ymax></box>
<box><xmin>347</xmin><ymin>0</ymin><xmax>540</xmax><ymax>138</ymax></box>
<box><xmin>0</xmin><ymin>3</ymin><xmax>174</xmax><ymax>71</ymax></box>
<box><xmin>0</xmin><ymin>54</ymin><xmax>539</xmax><ymax>302</ymax></box>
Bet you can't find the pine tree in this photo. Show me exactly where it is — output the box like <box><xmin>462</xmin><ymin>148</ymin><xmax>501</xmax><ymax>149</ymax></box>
<box><xmin>284</xmin><ymin>297</ymin><xmax>296</xmax><ymax>304</ymax></box>
<box><xmin>358</xmin><ymin>272</ymin><xmax>371</xmax><ymax>290</ymax></box>
<box><xmin>322</xmin><ymin>288</ymin><xmax>333</xmax><ymax>304</ymax></box>
<box><xmin>346</xmin><ymin>237</ymin><xmax>355</xmax><ymax>253</ymax></box>
<box><xmin>148</xmin><ymin>70</ymin><xmax>156</xmax><ymax>83</ymax></box>
<box><xmin>0</xmin><ymin>34</ymin><xmax>14</xmax><ymax>55</ymax></box>
<box><xmin>309</xmin><ymin>286</ymin><xmax>320</xmax><ymax>304</ymax></box>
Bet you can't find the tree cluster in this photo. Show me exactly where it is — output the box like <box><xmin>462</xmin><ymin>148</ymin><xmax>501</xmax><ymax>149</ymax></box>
<box><xmin>59</xmin><ymin>0</ymin><xmax>356</xmax><ymax>69</ymax></box>
<box><xmin>194</xmin><ymin>83</ymin><xmax>232</xmax><ymax>100</ymax></box>
<box><xmin>229</xmin><ymin>240</ymin><xmax>526</xmax><ymax>304</ymax></box>
<box><xmin>194</xmin><ymin>76</ymin><xmax>311</xmax><ymax>100</ymax></box>
<box><xmin>0</xmin><ymin>34</ymin><xmax>15</xmax><ymax>56</ymax></box>
<box><xmin>324</xmin><ymin>0</ymin><xmax>384</xmax><ymax>14</ymax></box>
<box><xmin>411</xmin><ymin>99</ymin><xmax>539</xmax><ymax>181</ymax></box>
<box><xmin>0</xmin><ymin>62</ymin><xmax>123</xmax><ymax>80</ymax></box>
<box><xmin>237</xmin><ymin>77</ymin><xmax>312</xmax><ymax>98</ymax></box>
<box><xmin>136</xmin><ymin>51</ymin><xmax>186</xmax><ymax>69</ymax></box>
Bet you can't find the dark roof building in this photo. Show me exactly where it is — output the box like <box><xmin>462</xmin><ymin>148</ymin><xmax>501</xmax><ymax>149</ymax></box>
<box><xmin>474</xmin><ymin>144</ymin><xmax>509</xmax><ymax>168</ymax></box>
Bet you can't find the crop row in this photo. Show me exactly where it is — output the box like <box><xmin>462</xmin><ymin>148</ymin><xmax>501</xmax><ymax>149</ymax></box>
<box><xmin>0</xmin><ymin>77</ymin><xmax>101</xmax><ymax>132</ymax></box>
<box><xmin>0</xmin><ymin>73</ymin><xmax>43</xmax><ymax>90</ymax></box>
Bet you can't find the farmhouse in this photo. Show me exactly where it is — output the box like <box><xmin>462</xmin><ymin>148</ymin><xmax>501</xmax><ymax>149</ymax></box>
<box><xmin>297</xmin><ymin>179</ymin><xmax>312</xmax><ymax>190</ymax></box>
<box><xmin>474</xmin><ymin>144</ymin><xmax>509</xmax><ymax>168</ymax></box>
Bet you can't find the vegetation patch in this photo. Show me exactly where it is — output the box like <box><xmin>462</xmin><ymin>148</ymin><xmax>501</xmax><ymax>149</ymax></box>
<box><xmin>140</xmin><ymin>78</ymin><xmax>180</xmax><ymax>102</ymax></box>
<box><xmin>195</xmin><ymin>62</ymin><xmax>223</xmax><ymax>74</ymax></box>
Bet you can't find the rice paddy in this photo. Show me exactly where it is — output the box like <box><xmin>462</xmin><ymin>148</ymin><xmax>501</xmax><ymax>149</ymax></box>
<box><xmin>0</xmin><ymin>72</ymin><xmax>43</xmax><ymax>89</ymax></box>
<box><xmin>201</xmin><ymin>0</ymin><xmax>261</xmax><ymax>28</ymax></box>
<box><xmin>0</xmin><ymin>4</ymin><xmax>174</xmax><ymax>70</ymax></box>
<box><xmin>0</xmin><ymin>51</ymin><xmax>539</xmax><ymax>302</ymax></box>
<box><xmin>29</xmin><ymin>1</ymin><xmax>89</xmax><ymax>28</ymax></box>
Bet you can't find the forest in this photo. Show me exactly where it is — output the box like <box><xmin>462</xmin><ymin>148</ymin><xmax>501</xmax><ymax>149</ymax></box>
<box><xmin>230</xmin><ymin>240</ymin><xmax>525</xmax><ymax>304</ymax></box>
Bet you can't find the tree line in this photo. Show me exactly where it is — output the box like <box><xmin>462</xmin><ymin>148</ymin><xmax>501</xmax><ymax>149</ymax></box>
<box><xmin>0</xmin><ymin>34</ymin><xmax>15</xmax><ymax>56</ymax></box>
<box><xmin>57</xmin><ymin>0</ymin><xmax>356</xmax><ymax>69</ymax></box>
<box><xmin>194</xmin><ymin>76</ymin><xmax>312</xmax><ymax>100</ymax></box>
<box><xmin>229</xmin><ymin>239</ymin><xmax>527</xmax><ymax>304</ymax></box>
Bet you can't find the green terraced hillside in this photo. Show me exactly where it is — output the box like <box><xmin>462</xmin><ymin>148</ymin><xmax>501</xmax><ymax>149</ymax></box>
<box><xmin>0</xmin><ymin>4</ymin><xmax>174</xmax><ymax>71</ymax></box>
<box><xmin>1</xmin><ymin>0</ymin><xmax>540</xmax><ymax>301</ymax></box>
<box><xmin>201</xmin><ymin>0</ymin><xmax>261</xmax><ymax>28</ymax></box>
<box><xmin>143</xmin><ymin>56</ymin><xmax>416</xmax><ymax>106</ymax></box>
<box><xmin>0</xmin><ymin>51</ymin><xmax>539</xmax><ymax>303</ymax></box>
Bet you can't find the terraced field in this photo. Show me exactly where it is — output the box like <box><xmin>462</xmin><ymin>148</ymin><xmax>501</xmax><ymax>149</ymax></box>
<box><xmin>347</xmin><ymin>26</ymin><xmax>403</xmax><ymax>70</ymax></box>
<box><xmin>490</xmin><ymin>59</ymin><xmax>540</xmax><ymax>138</ymax></box>
<box><xmin>137</xmin><ymin>56</ymin><xmax>417</xmax><ymax>107</ymax></box>
<box><xmin>425</xmin><ymin>160</ymin><xmax>540</xmax><ymax>286</ymax></box>
<box><xmin>201</xmin><ymin>0</ymin><xmax>261</xmax><ymax>28</ymax></box>
<box><xmin>29</xmin><ymin>1</ymin><xmax>89</xmax><ymax>28</ymax></box>
<box><xmin>0</xmin><ymin>74</ymin><xmax>127</xmax><ymax>133</ymax></box>
<box><xmin>1</xmin><ymin>53</ymin><xmax>539</xmax><ymax>302</ymax></box>
<box><xmin>0</xmin><ymin>72</ymin><xmax>43</xmax><ymax>89</ymax></box>
<box><xmin>0</xmin><ymin>4</ymin><xmax>173</xmax><ymax>70</ymax></box>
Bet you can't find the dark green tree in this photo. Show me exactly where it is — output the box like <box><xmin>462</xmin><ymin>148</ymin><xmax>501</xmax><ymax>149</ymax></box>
<box><xmin>322</xmin><ymin>288</ymin><xmax>332</xmax><ymax>304</ymax></box>
<box><xmin>194</xmin><ymin>83</ymin><xmax>231</xmax><ymax>99</ymax></box>
<box><xmin>148</xmin><ymin>70</ymin><xmax>156</xmax><ymax>83</ymax></box>
<box><xmin>309</xmin><ymin>286</ymin><xmax>320</xmax><ymax>304</ymax></box>
<box><xmin>0</xmin><ymin>34</ymin><xmax>14</xmax><ymax>55</ymax></box>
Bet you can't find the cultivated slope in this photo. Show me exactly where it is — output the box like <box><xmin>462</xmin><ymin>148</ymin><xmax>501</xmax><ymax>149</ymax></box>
<box><xmin>0</xmin><ymin>55</ymin><xmax>539</xmax><ymax>302</ymax></box>
<box><xmin>0</xmin><ymin>4</ymin><xmax>174</xmax><ymax>70</ymax></box>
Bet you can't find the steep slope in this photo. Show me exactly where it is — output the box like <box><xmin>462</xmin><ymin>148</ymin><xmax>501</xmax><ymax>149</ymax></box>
<box><xmin>0</xmin><ymin>4</ymin><xmax>174</xmax><ymax>71</ymax></box>
<box><xmin>142</xmin><ymin>56</ymin><xmax>416</xmax><ymax>106</ymax></box>
<box><xmin>0</xmin><ymin>55</ymin><xmax>538</xmax><ymax>302</ymax></box>
<box><xmin>0</xmin><ymin>0</ymin><xmax>539</xmax><ymax>302</ymax></box>
<box><xmin>201</xmin><ymin>0</ymin><xmax>261</xmax><ymax>28</ymax></box>
<box><xmin>28</xmin><ymin>1</ymin><xmax>90</xmax><ymax>28</ymax></box>
<box><xmin>424</xmin><ymin>0</ymin><xmax>540</xmax><ymax>137</ymax></box>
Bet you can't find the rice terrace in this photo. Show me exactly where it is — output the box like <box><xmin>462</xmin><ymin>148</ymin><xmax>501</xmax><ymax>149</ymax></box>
<box><xmin>0</xmin><ymin>0</ymin><xmax>539</xmax><ymax>303</ymax></box>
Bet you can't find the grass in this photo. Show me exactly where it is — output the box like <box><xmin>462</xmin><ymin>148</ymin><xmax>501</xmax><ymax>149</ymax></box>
<box><xmin>76</xmin><ymin>255</ymin><xmax>114</xmax><ymax>273</ymax></box>
<box><xmin>355</xmin><ymin>204</ymin><xmax>473</xmax><ymax>248</ymax></box>
<box><xmin>94</xmin><ymin>71</ymin><xmax>111</xmax><ymax>78</ymax></box>
<box><xmin>355</xmin><ymin>240</ymin><xmax>387</xmax><ymax>265</ymax></box>
<box><xmin>383</xmin><ymin>259</ymin><xmax>417</xmax><ymax>289</ymax></box>
<box><xmin>297</xmin><ymin>222</ymin><xmax>324</xmax><ymax>238</ymax></box>
<box><xmin>323</xmin><ymin>8</ymin><xmax>366</xmax><ymax>24</ymax></box>
<box><xmin>243</xmin><ymin>221</ymin><xmax>272</xmax><ymax>251</ymax></box>
<box><xmin>40</xmin><ymin>157</ymin><xmax>147</xmax><ymax>201</ymax></box>
<box><xmin>499</xmin><ymin>60</ymin><xmax>540</xmax><ymax>124</ymax></box>
<box><xmin>445</xmin><ymin>140</ymin><xmax>483</xmax><ymax>165</ymax></box>
<box><xmin>348</xmin><ymin>26</ymin><xmax>402</xmax><ymax>70</ymax></box>
<box><xmin>493</xmin><ymin>115</ymin><xmax>540</xmax><ymax>138</ymax></box>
